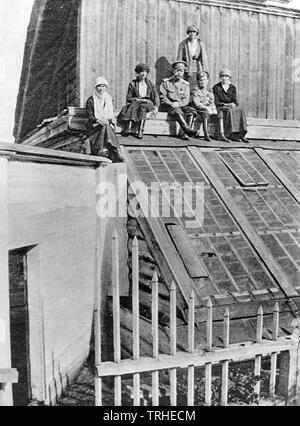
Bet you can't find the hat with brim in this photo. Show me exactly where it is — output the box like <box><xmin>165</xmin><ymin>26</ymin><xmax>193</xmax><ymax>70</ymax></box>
<box><xmin>197</xmin><ymin>71</ymin><xmax>210</xmax><ymax>80</ymax></box>
<box><xmin>135</xmin><ymin>63</ymin><xmax>150</xmax><ymax>74</ymax></box>
<box><xmin>95</xmin><ymin>76</ymin><xmax>109</xmax><ymax>87</ymax></box>
<box><xmin>219</xmin><ymin>68</ymin><xmax>232</xmax><ymax>78</ymax></box>
<box><xmin>172</xmin><ymin>61</ymin><xmax>187</xmax><ymax>69</ymax></box>
<box><xmin>186</xmin><ymin>25</ymin><xmax>199</xmax><ymax>34</ymax></box>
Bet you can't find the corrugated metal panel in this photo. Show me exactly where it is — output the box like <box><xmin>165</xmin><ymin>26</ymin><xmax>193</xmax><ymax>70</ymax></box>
<box><xmin>79</xmin><ymin>0</ymin><xmax>300</xmax><ymax>120</ymax></box>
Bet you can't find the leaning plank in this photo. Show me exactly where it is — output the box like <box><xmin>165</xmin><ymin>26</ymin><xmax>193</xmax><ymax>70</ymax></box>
<box><xmin>188</xmin><ymin>147</ymin><xmax>297</xmax><ymax>298</ymax></box>
<box><xmin>167</xmin><ymin>224</ymin><xmax>208</xmax><ymax>278</ymax></box>
<box><xmin>0</xmin><ymin>142</ymin><xmax>110</xmax><ymax>164</ymax></box>
<box><xmin>255</xmin><ymin>148</ymin><xmax>300</xmax><ymax>205</ymax></box>
<box><xmin>123</xmin><ymin>147</ymin><xmax>203</xmax><ymax>305</ymax></box>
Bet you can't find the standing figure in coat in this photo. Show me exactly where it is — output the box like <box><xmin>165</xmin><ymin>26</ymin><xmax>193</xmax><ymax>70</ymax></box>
<box><xmin>118</xmin><ymin>63</ymin><xmax>159</xmax><ymax>139</ymax></box>
<box><xmin>160</xmin><ymin>61</ymin><xmax>200</xmax><ymax>140</ymax></box>
<box><xmin>177</xmin><ymin>25</ymin><xmax>209</xmax><ymax>91</ymax></box>
<box><xmin>190</xmin><ymin>71</ymin><xmax>217</xmax><ymax>142</ymax></box>
<box><xmin>85</xmin><ymin>77</ymin><xmax>124</xmax><ymax>162</ymax></box>
<box><xmin>213</xmin><ymin>68</ymin><xmax>248</xmax><ymax>143</ymax></box>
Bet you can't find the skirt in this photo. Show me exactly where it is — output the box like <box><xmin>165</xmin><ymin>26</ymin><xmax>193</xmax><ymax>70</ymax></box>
<box><xmin>219</xmin><ymin>107</ymin><xmax>247</xmax><ymax>137</ymax></box>
<box><xmin>118</xmin><ymin>99</ymin><xmax>155</xmax><ymax>122</ymax></box>
<box><xmin>88</xmin><ymin>123</ymin><xmax>120</xmax><ymax>156</ymax></box>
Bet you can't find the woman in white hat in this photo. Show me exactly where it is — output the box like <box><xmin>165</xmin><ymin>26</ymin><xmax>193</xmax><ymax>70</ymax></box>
<box><xmin>85</xmin><ymin>77</ymin><xmax>124</xmax><ymax>162</ymax></box>
<box><xmin>177</xmin><ymin>25</ymin><xmax>209</xmax><ymax>90</ymax></box>
<box><xmin>213</xmin><ymin>69</ymin><xmax>248</xmax><ymax>142</ymax></box>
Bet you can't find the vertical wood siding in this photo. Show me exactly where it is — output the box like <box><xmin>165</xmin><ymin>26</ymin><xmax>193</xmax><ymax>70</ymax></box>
<box><xmin>79</xmin><ymin>0</ymin><xmax>300</xmax><ymax>120</ymax></box>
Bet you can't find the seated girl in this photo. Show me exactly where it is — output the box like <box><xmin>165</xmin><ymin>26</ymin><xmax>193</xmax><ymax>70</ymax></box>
<box><xmin>118</xmin><ymin>63</ymin><xmax>159</xmax><ymax>139</ymax></box>
<box><xmin>213</xmin><ymin>68</ymin><xmax>248</xmax><ymax>143</ymax></box>
<box><xmin>85</xmin><ymin>77</ymin><xmax>124</xmax><ymax>162</ymax></box>
<box><xmin>190</xmin><ymin>71</ymin><xmax>217</xmax><ymax>141</ymax></box>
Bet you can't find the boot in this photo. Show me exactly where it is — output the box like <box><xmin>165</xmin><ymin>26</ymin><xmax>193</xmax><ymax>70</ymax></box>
<box><xmin>218</xmin><ymin>117</ymin><xmax>231</xmax><ymax>143</ymax></box>
<box><xmin>110</xmin><ymin>147</ymin><xmax>124</xmax><ymax>163</ymax></box>
<box><xmin>122</xmin><ymin>121</ymin><xmax>132</xmax><ymax>137</ymax></box>
<box><xmin>176</xmin><ymin>114</ymin><xmax>199</xmax><ymax>138</ymax></box>
<box><xmin>202</xmin><ymin>115</ymin><xmax>211</xmax><ymax>142</ymax></box>
<box><xmin>187</xmin><ymin>115</ymin><xmax>195</xmax><ymax>129</ymax></box>
<box><xmin>137</xmin><ymin>120</ymin><xmax>146</xmax><ymax>139</ymax></box>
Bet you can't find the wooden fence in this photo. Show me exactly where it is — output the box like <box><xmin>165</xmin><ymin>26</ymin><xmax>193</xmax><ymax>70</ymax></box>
<box><xmin>94</xmin><ymin>230</ymin><xmax>300</xmax><ymax>406</ymax></box>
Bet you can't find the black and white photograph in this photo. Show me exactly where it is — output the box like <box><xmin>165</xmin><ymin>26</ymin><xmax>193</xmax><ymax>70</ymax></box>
<box><xmin>1</xmin><ymin>0</ymin><xmax>300</xmax><ymax>409</ymax></box>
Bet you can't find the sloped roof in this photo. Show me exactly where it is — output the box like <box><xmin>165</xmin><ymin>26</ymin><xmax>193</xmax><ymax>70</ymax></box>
<box><xmin>123</xmin><ymin>141</ymin><xmax>300</xmax><ymax>320</ymax></box>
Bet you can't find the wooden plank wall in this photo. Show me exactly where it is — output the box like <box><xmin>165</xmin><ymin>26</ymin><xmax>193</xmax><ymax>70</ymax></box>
<box><xmin>15</xmin><ymin>0</ymin><xmax>81</xmax><ymax>142</ymax></box>
<box><xmin>79</xmin><ymin>0</ymin><xmax>300</xmax><ymax>120</ymax></box>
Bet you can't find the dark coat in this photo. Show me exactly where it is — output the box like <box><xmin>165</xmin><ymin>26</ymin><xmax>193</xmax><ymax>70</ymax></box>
<box><xmin>126</xmin><ymin>78</ymin><xmax>159</xmax><ymax>107</ymax></box>
<box><xmin>212</xmin><ymin>82</ymin><xmax>238</xmax><ymax>108</ymax></box>
<box><xmin>85</xmin><ymin>96</ymin><xmax>97</xmax><ymax>133</ymax></box>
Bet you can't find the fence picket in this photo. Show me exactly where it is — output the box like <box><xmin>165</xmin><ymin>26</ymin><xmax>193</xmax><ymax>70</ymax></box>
<box><xmin>270</xmin><ymin>303</ymin><xmax>279</xmax><ymax>397</ymax></box>
<box><xmin>205</xmin><ymin>298</ymin><xmax>213</xmax><ymax>406</ymax></box>
<box><xmin>254</xmin><ymin>306</ymin><xmax>263</xmax><ymax>396</ymax></box>
<box><xmin>112</xmin><ymin>229</ymin><xmax>122</xmax><ymax>405</ymax></box>
<box><xmin>96</xmin><ymin>232</ymin><xmax>300</xmax><ymax>408</ymax></box>
<box><xmin>170</xmin><ymin>282</ymin><xmax>177</xmax><ymax>406</ymax></box>
<box><xmin>206</xmin><ymin>298</ymin><xmax>213</xmax><ymax>351</ymax></box>
<box><xmin>221</xmin><ymin>308</ymin><xmax>230</xmax><ymax>406</ymax></box>
<box><xmin>205</xmin><ymin>363</ymin><xmax>212</xmax><ymax>406</ymax></box>
<box><xmin>188</xmin><ymin>291</ymin><xmax>195</xmax><ymax>406</ymax></box>
<box><xmin>132</xmin><ymin>237</ymin><xmax>140</xmax><ymax>406</ymax></box>
<box><xmin>94</xmin><ymin>309</ymin><xmax>102</xmax><ymax>406</ymax></box>
<box><xmin>152</xmin><ymin>272</ymin><xmax>159</xmax><ymax>406</ymax></box>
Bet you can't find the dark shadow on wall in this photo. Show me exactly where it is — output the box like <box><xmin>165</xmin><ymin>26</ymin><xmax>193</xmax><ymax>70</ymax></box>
<box><xmin>155</xmin><ymin>57</ymin><xmax>172</xmax><ymax>112</ymax></box>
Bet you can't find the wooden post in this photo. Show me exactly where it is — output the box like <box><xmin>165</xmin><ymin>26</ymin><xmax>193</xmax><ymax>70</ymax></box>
<box><xmin>132</xmin><ymin>237</ymin><xmax>140</xmax><ymax>406</ymax></box>
<box><xmin>0</xmin><ymin>384</ymin><xmax>5</xmax><ymax>407</ymax></box>
<box><xmin>270</xmin><ymin>303</ymin><xmax>279</xmax><ymax>398</ymax></box>
<box><xmin>254</xmin><ymin>306</ymin><xmax>263</xmax><ymax>396</ymax></box>
<box><xmin>205</xmin><ymin>297</ymin><xmax>213</xmax><ymax>406</ymax></box>
<box><xmin>94</xmin><ymin>308</ymin><xmax>102</xmax><ymax>406</ymax></box>
<box><xmin>187</xmin><ymin>291</ymin><xmax>195</xmax><ymax>406</ymax></box>
<box><xmin>206</xmin><ymin>298</ymin><xmax>213</xmax><ymax>351</ymax></box>
<box><xmin>170</xmin><ymin>282</ymin><xmax>177</xmax><ymax>406</ymax></box>
<box><xmin>221</xmin><ymin>308</ymin><xmax>230</xmax><ymax>406</ymax></box>
<box><xmin>151</xmin><ymin>272</ymin><xmax>159</xmax><ymax>406</ymax></box>
<box><xmin>94</xmin><ymin>177</ymin><xmax>102</xmax><ymax>406</ymax></box>
<box><xmin>112</xmin><ymin>229</ymin><xmax>122</xmax><ymax>406</ymax></box>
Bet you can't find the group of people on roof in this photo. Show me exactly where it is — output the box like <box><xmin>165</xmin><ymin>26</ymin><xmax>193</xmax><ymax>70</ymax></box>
<box><xmin>85</xmin><ymin>24</ymin><xmax>248</xmax><ymax>162</ymax></box>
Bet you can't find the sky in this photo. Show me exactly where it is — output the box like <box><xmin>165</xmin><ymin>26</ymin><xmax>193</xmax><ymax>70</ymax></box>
<box><xmin>0</xmin><ymin>0</ymin><xmax>300</xmax><ymax>143</ymax></box>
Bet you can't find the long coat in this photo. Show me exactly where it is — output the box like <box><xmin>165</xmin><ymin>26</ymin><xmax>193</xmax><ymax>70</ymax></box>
<box><xmin>212</xmin><ymin>82</ymin><xmax>247</xmax><ymax>137</ymax></box>
<box><xmin>126</xmin><ymin>78</ymin><xmax>159</xmax><ymax>107</ymax></box>
<box><xmin>85</xmin><ymin>96</ymin><xmax>119</xmax><ymax>154</ymax></box>
<box><xmin>177</xmin><ymin>38</ymin><xmax>209</xmax><ymax>77</ymax></box>
<box><xmin>118</xmin><ymin>78</ymin><xmax>159</xmax><ymax>122</ymax></box>
<box><xmin>212</xmin><ymin>82</ymin><xmax>238</xmax><ymax>108</ymax></box>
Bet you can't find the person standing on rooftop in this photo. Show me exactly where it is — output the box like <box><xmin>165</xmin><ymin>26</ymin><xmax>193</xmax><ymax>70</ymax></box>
<box><xmin>177</xmin><ymin>24</ymin><xmax>209</xmax><ymax>91</ymax></box>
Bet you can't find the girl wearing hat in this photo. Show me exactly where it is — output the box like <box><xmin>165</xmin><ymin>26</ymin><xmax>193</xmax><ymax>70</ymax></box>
<box><xmin>85</xmin><ymin>77</ymin><xmax>124</xmax><ymax>162</ymax></box>
<box><xmin>177</xmin><ymin>25</ymin><xmax>209</xmax><ymax>90</ymax></box>
<box><xmin>213</xmin><ymin>69</ymin><xmax>248</xmax><ymax>142</ymax></box>
<box><xmin>118</xmin><ymin>63</ymin><xmax>159</xmax><ymax>139</ymax></box>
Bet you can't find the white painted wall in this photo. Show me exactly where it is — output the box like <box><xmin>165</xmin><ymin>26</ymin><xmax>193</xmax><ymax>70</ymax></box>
<box><xmin>3</xmin><ymin>158</ymin><xmax>128</xmax><ymax>405</ymax></box>
<box><xmin>0</xmin><ymin>158</ymin><xmax>13</xmax><ymax>405</ymax></box>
